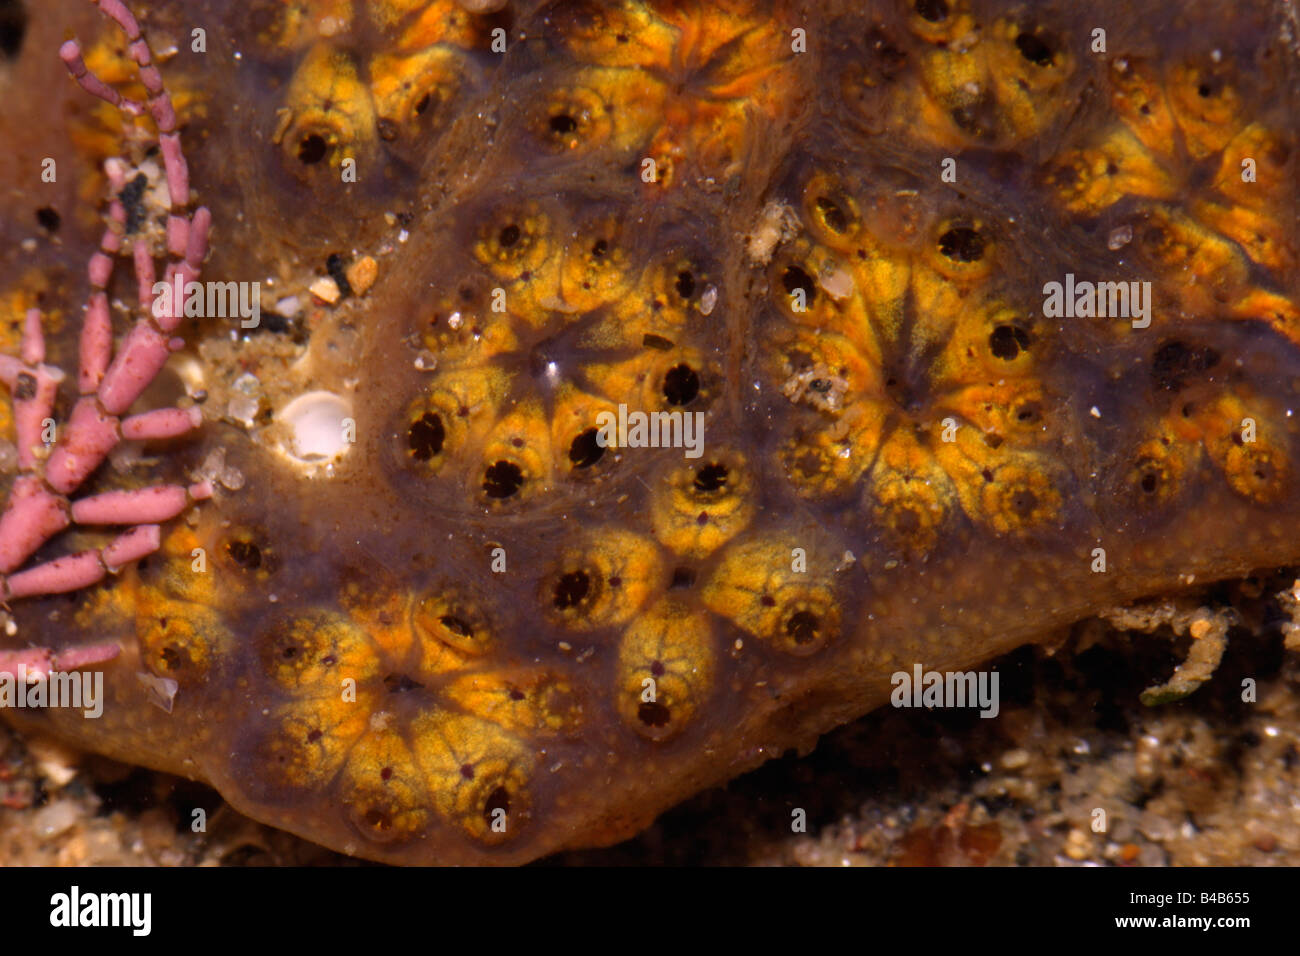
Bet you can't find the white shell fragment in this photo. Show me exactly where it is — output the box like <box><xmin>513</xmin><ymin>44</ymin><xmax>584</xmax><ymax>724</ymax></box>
<box><xmin>277</xmin><ymin>390</ymin><xmax>354</xmax><ymax>463</ymax></box>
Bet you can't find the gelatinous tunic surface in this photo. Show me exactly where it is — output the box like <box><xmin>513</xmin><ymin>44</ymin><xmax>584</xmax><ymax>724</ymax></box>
<box><xmin>0</xmin><ymin>0</ymin><xmax>1298</xmax><ymax>863</ymax></box>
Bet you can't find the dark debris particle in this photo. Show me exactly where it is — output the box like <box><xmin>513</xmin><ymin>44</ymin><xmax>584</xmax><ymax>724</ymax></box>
<box><xmin>14</xmin><ymin>372</ymin><xmax>36</xmax><ymax>401</ymax></box>
<box><xmin>642</xmin><ymin>333</ymin><xmax>674</xmax><ymax>351</ymax></box>
<box><xmin>34</xmin><ymin>206</ymin><xmax>60</xmax><ymax>233</ymax></box>
<box><xmin>0</xmin><ymin>0</ymin><xmax>26</xmax><ymax>60</ymax></box>
<box><xmin>259</xmin><ymin>310</ymin><xmax>293</xmax><ymax>335</ymax></box>
<box><xmin>119</xmin><ymin>173</ymin><xmax>149</xmax><ymax>235</ymax></box>
<box><xmin>326</xmin><ymin>253</ymin><xmax>353</xmax><ymax>299</ymax></box>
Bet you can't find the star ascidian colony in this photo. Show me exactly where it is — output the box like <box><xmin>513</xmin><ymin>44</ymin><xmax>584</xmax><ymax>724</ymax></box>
<box><xmin>0</xmin><ymin>0</ymin><xmax>1297</xmax><ymax>865</ymax></box>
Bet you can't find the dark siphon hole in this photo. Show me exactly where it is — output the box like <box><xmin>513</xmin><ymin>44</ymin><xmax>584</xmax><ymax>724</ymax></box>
<box><xmin>638</xmin><ymin>701</ymin><xmax>671</xmax><ymax>727</ymax></box>
<box><xmin>591</xmin><ymin>238</ymin><xmax>608</xmax><ymax>258</ymax></box>
<box><xmin>663</xmin><ymin>364</ymin><xmax>700</xmax><ymax>405</ymax></box>
<box><xmin>815</xmin><ymin>196</ymin><xmax>848</xmax><ymax>233</ymax></box>
<box><xmin>326</xmin><ymin>252</ymin><xmax>353</xmax><ymax>298</ymax></box>
<box><xmin>1150</xmin><ymin>341</ymin><xmax>1221</xmax><ymax>392</ymax></box>
<box><xmin>938</xmin><ymin>226</ymin><xmax>985</xmax><ymax>262</ymax></box>
<box><xmin>675</xmin><ymin>270</ymin><xmax>695</xmax><ymax>299</ymax></box>
<box><xmin>553</xmin><ymin>570</ymin><xmax>591</xmax><ymax>609</ymax></box>
<box><xmin>498</xmin><ymin>223</ymin><xmax>521</xmax><ymax>248</ymax></box>
<box><xmin>440</xmin><ymin>615</ymin><xmax>472</xmax><ymax>638</ymax></box>
<box><xmin>785</xmin><ymin>610</ymin><xmax>820</xmax><ymax>645</ymax></box>
<box><xmin>914</xmin><ymin>0</ymin><xmax>948</xmax><ymax>23</ymax></box>
<box><xmin>549</xmin><ymin>114</ymin><xmax>578</xmax><ymax>134</ymax></box>
<box><xmin>1011</xmin><ymin>490</ymin><xmax>1037</xmax><ymax>517</ymax></box>
<box><xmin>1014</xmin><ymin>32</ymin><xmax>1054</xmax><ymax>67</ymax></box>
<box><xmin>989</xmin><ymin>324</ymin><xmax>1031</xmax><ymax>360</ymax></box>
<box><xmin>693</xmin><ymin>462</ymin><xmax>729</xmax><ymax>493</ymax></box>
<box><xmin>483</xmin><ymin>785</ymin><xmax>510</xmax><ymax>823</ymax></box>
<box><xmin>483</xmin><ymin>460</ymin><xmax>524</xmax><ymax>498</ymax></box>
<box><xmin>781</xmin><ymin>265</ymin><xmax>815</xmax><ymax>303</ymax></box>
<box><xmin>34</xmin><ymin>206</ymin><xmax>60</xmax><ymax>232</ymax></box>
<box><xmin>414</xmin><ymin>92</ymin><xmax>431</xmax><ymax>115</ymax></box>
<box><xmin>408</xmin><ymin>412</ymin><xmax>446</xmax><ymax>461</ymax></box>
<box><xmin>568</xmin><ymin>428</ymin><xmax>604</xmax><ymax>468</ymax></box>
<box><xmin>0</xmin><ymin>0</ymin><xmax>26</xmax><ymax>60</ymax></box>
<box><xmin>227</xmin><ymin>540</ymin><xmax>261</xmax><ymax>570</ymax></box>
<box><xmin>1140</xmin><ymin>472</ymin><xmax>1158</xmax><ymax>494</ymax></box>
<box><xmin>297</xmin><ymin>134</ymin><xmax>327</xmax><ymax>165</ymax></box>
<box><xmin>383</xmin><ymin>673</ymin><xmax>423</xmax><ymax>693</ymax></box>
<box><xmin>670</xmin><ymin>566</ymin><xmax>696</xmax><ymax>589</ymax></box>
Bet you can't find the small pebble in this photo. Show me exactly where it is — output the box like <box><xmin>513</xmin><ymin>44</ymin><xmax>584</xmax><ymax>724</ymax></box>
<box><xmin>1001</xmin><ymin>748</ymin><xmax>1030</xmax><ymax>770</ymax></box>
<box><xmin>33</xmin><ymin>799</ymin><xmax>81</xmax><ymax>839</ymax></box>
<box><xmin>309</xmin><ymin>276</ymin><xmax>341</xmax><ymax>304</ymax></box>
<box><xmin>346</xmin><ymin>256</ymin><xmax>378</xmax><ymax>296</ymax></box>
<box><xmin>1064</xmin><ymin>827</ymin><xmax>1091</xmax><ymax>861</ymax></box>
<box><xmin>700</xmin><ymin>284</ymin><xmax>718</xmax><ymax>315</ymax></box>
<box><xmin>1253</xmin><ymin>833</ymin><xmax>1278</xmax><ymax>853</ymax></box>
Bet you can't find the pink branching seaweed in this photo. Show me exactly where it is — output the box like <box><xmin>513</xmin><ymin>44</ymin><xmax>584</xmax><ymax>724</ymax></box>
<box><xmin>0</xmin><ymin>0</ymin><xmax>213</xmax><ymax>672</ymax></box>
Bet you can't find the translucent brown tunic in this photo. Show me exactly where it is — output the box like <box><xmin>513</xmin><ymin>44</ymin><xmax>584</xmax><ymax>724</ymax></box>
<box><xmin>0</xmin><ymin>0</ymin><xmax>1297</xmax><ymax>864</ymax></box>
